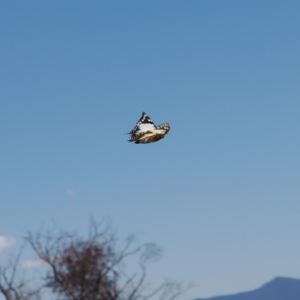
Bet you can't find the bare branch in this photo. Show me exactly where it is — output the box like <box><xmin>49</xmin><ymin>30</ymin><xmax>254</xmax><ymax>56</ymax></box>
<box><xmin>0</xmin><ymin>241</ymin><xmax>41</xmax><ymax>300</ymax></box>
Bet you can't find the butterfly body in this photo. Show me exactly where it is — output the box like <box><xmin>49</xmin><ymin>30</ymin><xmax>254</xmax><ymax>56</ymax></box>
<box><xmin>128</xmin><ymin>112</ymin><xmax>170</xmax><ymax>144</ymax></box>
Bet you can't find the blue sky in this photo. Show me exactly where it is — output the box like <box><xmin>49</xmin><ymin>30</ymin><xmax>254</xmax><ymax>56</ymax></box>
<box><xmin>1</xmin><ymin>1</ymin><xmax>300</xmax><ymax>298</ymax></box>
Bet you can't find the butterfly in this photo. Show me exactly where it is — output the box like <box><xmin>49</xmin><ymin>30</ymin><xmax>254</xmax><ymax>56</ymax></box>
<box><xmin>128</xmin><ymin>112</ymin><xmax>170</xmax><ymax>144</ymax></box>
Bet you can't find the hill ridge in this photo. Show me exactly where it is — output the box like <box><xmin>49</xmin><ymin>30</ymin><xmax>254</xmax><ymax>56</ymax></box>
<box><xmin>196</xmin><ymin>277</ymin><xmax>300</xmax><ymax>300</ymax></box>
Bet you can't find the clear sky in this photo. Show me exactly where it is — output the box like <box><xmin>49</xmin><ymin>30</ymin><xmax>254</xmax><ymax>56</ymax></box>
<box><xmin>1</xmin><ymin>1</ymin><xmax>300</xmax><ymax>299</ymax></box>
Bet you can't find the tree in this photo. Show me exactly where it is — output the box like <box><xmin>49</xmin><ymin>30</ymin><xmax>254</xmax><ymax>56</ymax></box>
<box><xmin>0</xmin><ymin>220</ymin><xmax>184</xmax><ymax>300</ymax></box>
<box><xmin>0</xmin><ymin>244</ymin><xmax>41</xmax><ymax>300</ymax></box>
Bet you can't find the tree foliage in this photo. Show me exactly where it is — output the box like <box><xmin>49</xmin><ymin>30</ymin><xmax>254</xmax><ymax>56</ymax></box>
<box><xmin>0</xmin><ymin>221</ymin><xmax>184</xmax><ymax>300</ymax></box>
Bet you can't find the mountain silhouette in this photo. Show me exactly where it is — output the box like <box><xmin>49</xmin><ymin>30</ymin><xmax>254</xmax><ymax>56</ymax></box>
<box><xmin>196</xmin><ymin>277</ymin><xmax>300</xmax><ymax>300</ymax></box>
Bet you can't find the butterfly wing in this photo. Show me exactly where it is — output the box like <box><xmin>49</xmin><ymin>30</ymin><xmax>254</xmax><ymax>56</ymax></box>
<box><xmin>129</xmin><ymin>112</ymin><xmax>156</xmax><ymax>134</ymax></box>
